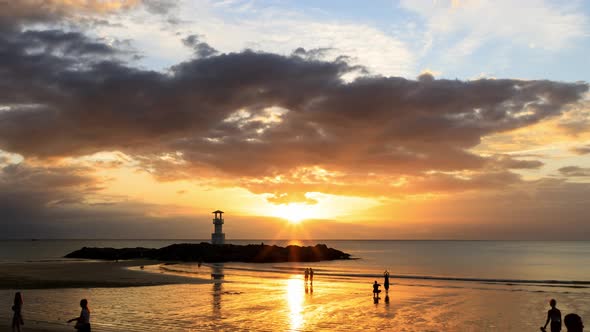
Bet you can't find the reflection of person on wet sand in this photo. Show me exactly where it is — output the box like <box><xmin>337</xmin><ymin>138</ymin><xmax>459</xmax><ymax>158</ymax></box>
<box><xmin>541</xmin><ymin>299</ymin><xmax>562</xmax><ymax>332</ymax></box>
<box><xmin>384</xmin><ymin>270</ymin><xmax>390</xmax><ymax>293</ymax></box>
<box><xmin>384</xmin><ymin>295</ymin><xmax>390</xmax><ymax>304</ymax></box>
<box><xmin>372</xmin><ymin>281</ymin><xmax>381</xmax><ymax>298</ymax></box>
<box><xmin>12</xmin><ymin>292</ymin><xmax>24</xmax><ymax>332</ymax></box>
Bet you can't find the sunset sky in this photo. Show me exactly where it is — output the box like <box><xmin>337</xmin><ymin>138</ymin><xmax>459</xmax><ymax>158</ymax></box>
<box><xmin>1</xmin><ymin>0</ymin><xmax>589</xmax><ymax>239</ymax></box>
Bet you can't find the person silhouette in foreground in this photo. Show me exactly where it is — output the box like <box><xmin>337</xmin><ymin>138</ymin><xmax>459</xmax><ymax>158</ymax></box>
<box><xmin>68</xmin><ymin>299</ymin><xmax>91</xmax><ymax>332</ymax></box>
<box><xmin>12</xmin><ymin>292</ymin><xmax>24</xmax><ymax>332</ymax></box>
<box><xmin>372</xmin><ymin>280</ymin><xmax>381</xmax><ymax>299</ymax></box>
<box><xmin>384</xmin><ymin>270</ymin><xmax>390</xmax><ymax>293</ymax></box>
<box><xmin>304</xmin><ymin>268</ymin><xmax>309</xmax><ymax>283</ymax></box>
<box><xmin>541</xmin><ymin>299</ymin><xmax>562</xmax><ymax>332</ymax></box>
<box><xmin>309</xmin><ymin>268</ymin><xmax>314</xmax><ymax>283</ymax></box>
<box><xmin>564</xmin><ymin>314</ymin><xmax>584</xmax><ymax>332</ymax></box>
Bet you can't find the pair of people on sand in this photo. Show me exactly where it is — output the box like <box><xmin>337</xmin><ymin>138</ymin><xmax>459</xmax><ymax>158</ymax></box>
<box><xmin>541</xmin><ymin>299</ymin><xmax>584</xmax><ymax>332</ymax></box>
<box><xmin>372</xmin><ymin>270</ymin><xmax>391</xmax><ymax>298</ymax></box>
<box><xmin>11</xmin><ymin>292</ymin><xmax>91</xmax><ymax>332</ymax></box>
<box><xmin>304</xmin><ymin>267</ymin><xmax>314</xmax><ymax>283</ymax></box>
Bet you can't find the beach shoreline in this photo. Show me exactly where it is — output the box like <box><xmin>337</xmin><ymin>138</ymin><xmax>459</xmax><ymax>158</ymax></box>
<box><xmin>0</xmin><ymin>260</ymin><xmax>209</xmax><ymax>290</ymax></box>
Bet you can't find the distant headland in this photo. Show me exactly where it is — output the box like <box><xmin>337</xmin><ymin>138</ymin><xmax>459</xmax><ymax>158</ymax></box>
<box><xmin>65</xmin><ymin>243</ymin><xmax>351</xmax><ymax>263</ymax></box>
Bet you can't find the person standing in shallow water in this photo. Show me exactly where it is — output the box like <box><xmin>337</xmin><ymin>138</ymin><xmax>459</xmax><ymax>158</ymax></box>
<box><xmin>68</xmin><ymin>299</ymin><xmax>91</xmax><ymax>332</ymax></box>
<box><xmin>541</xmin><ymin>299</ymin><xmax>562</xmax><ymax>332</ymax></box>
<box><xmin>384</xmin><ymin>270</ymin><xmax>390</xmax><ymax>293</ymax></box>
<box><xmin>11</xmin><ymin>292</ymin><xmax>24</xmax><ymax>332</ymax></box>
<box><xmin>372</xmin><ymin>280</ymin><xmax>381</xmax><ymax>298</ymax></box>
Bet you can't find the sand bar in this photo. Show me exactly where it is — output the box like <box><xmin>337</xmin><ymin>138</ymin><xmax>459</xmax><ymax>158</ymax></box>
<box><xmin>0</xmin><ymin>260</ymin><xmax>208</xmax><ymax>290</ymax></box>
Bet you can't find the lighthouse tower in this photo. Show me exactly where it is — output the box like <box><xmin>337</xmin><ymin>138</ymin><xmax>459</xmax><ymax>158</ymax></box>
<box><xmin>211</xmin><ymin>210</ymin><xmax>225</xmax><ymax>245</ymax></box>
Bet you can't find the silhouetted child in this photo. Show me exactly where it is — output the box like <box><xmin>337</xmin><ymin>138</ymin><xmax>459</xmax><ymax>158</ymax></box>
<box><xmin>11</xmin><ymin>292</ymin><xmax>23</xmax><ymax>332</ymax></box>
<box><xmin>564</xmin><ymin>313</ymin><xmax>584</xmax><ymax>332</ymax></box>
<box><xmin>310</xmin><ymin>268</ymin><xmax>314</xmax><ymax>283</ymax></box>
<box><xmin>384</xmin><ymin>270</ymin><xmax>390</xmax><ymax>292</ymax></box>
<box><xmin>372</xmin><ymin>280</ymin><xmax>381</xmax><ymax>298</ymax></box>
<box><xmin>68</xmin><ymin>299</ymin><xmax>91</xmax><ymax>332</ymax></box>
<box><xmin>541</xmin><ymin>299</ymin><xmax>562</xmax><ymax>332</ymax></box>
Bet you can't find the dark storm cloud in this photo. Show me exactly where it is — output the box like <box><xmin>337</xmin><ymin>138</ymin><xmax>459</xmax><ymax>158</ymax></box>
<box><xmin>182</xmin><ymin>34</ymin><xmax>218</xmax><ymax>58</ymax></box>
<box><xmin>0</xmin><ymin>162</ymin><xmax>101</xmax><ymax>235</ymax></box>
<box><xmin>0</xmin><ymin>27</ymin><xmax>586</xmax><ymax>178</ymax></box>
<box><xmin>0</xmin><ymin>12</ymin><xmax>588</xmax><ymax>201</ymax></box>
<box><xmin>558</xmin><ymin>166</ymin><xmax>590</xmax><ymax>177</ymax></box>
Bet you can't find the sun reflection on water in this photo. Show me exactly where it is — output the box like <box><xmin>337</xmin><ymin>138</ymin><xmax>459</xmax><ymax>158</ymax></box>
<box><xmin>286</xmin><ymin>277</ymin><xmax>305</xmax><ymax>331</ymax></box>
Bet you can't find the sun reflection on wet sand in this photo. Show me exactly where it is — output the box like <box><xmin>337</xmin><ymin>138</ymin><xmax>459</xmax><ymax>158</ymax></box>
<box><xmin>286</xmin><ymin>277</ymin><xmax>305</xmax><ymax>331</ymax></box>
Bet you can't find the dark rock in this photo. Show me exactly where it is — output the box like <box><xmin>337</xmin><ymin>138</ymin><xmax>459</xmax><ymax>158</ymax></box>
<box><xmin>65</xmin><ymin>243</ymin><xmax>351</xmax><ymax>263</ymax></box>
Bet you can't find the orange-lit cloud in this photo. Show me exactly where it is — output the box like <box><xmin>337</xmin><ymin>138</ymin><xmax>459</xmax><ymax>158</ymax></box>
<box><xmin>1</xmin><ymin>3</ymin><xmax>589</xmax><ymax>239</ymax></box>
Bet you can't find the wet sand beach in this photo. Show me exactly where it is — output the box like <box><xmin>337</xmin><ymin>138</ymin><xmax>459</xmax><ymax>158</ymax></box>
<box><xmin>0</xmin><ymin>260</ymin><xmax>209</xmax><ymax>289</ymax></box>
<box><xmin>2</xmin><ymin>261</ymin><xmax>590</xmax><ymax>331</ymax></box>
<box><xmin>2</xmin><ymin>241</ymin><xmax>590</xmax><ymax>331</ymax></box>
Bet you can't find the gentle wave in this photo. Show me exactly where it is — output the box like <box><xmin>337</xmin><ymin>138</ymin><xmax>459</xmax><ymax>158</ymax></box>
<box><xmin>158</xmin><ymin>263</ymin><xmax>590</xmax><ymax>287</ymax></box>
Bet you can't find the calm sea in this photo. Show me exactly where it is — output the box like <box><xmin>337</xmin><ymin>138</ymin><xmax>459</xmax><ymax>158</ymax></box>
<box><xmin>1</xmin><ymin>239</ymin><xmax>589</xmax><ymax>283</ymax></box>
<box><xmin>1</xmin><ymin>240</ymin><xmax>589</xmax><ymax>331</ymax></box>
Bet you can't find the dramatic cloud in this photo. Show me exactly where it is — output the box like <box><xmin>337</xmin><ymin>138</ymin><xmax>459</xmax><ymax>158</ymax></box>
<box><xmin>559</xmin><ymin>166</ymin><xmax>590</xmax><ymax>177</ymax></box>
<box><xmin>0</xmin><ymin>0</ymin><xmax>140</xmax><ymax>25</ymax></box>
<box><xmin>0</xmin><ymin>14</ymin><xmax>587</xmax><ymax>204</ymax></box>
<box><xmin>571</xmin><ymin>144</ymin><xmax>590</xmax><ymax>155</ymax></box>
<box><xmin>182</xmin><ymin>34</ymin><xmax>218</xmax><ymax>58</ymax></box>
<box><xmin>1</xmin><ymin>2</ymin><xmax>589</xmax><ymax>239</ymax></box>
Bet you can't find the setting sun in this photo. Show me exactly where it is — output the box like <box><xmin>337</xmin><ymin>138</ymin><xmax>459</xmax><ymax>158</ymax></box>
<box><xmin>272</xmin><ymin>204</ymin><xmax>311</xmax><ymax>223</ymax></box>
<box><xmin>270</xmin><ymin>204</ymin><xmax>315</xmax><ymax>223</ymax></box>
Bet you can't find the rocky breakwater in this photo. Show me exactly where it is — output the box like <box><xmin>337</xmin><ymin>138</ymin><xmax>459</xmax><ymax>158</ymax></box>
<box><xmin>65</xmin><ymin>243</ymin><xmax>351</xmax><ymax>263</ymax></box>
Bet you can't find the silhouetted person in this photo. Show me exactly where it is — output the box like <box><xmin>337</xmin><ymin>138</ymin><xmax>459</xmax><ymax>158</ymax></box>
<box><xmin>564</xmin><ymin>314</ymin><xmax>584</xmax><ymax>332</ymax></box>
<box><xmin>372</xmin><ymin>280</ymin><xmax>381</xmax><ymax>298</ymax></box>
<box><xmin>304</xmin><ymin>268</ymin><xmax>309</xmax><ymax>282</ymax></box>
<box><xmin>68</xmin><ymin>299</ymin><xmax>91</xmax><ymax>332</ymax></box>
<box><xmin>541</xmin><ymin>299</ymin><xmax>562</xmax><ymax>332</ymax></box>
<box><xmin>384</xmin><ymin>270</ymin><xmax>390</xmax><ymax>292</ymax></box>
<box><xmin>309</xmin><ymin>268</ymin><xmax>314</xmax><ymax>283</ymax></box>
<box><xmin>11</xmin><ymin>292</ymin><xmax>23</xmax><ymax>332</ymax></box>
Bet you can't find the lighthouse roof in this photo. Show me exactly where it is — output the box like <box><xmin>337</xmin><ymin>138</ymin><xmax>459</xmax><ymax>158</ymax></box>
<box><xmin>212</xmin><ymin>210</ymin><xmax>224</xmax><ymax>214</ymax></box>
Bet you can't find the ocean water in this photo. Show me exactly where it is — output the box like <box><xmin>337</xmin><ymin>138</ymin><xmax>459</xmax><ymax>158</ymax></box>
<box><xmin>1</xmin><ymin>240</ymin><xmax>589</xmax><ymax>331</ymax></box>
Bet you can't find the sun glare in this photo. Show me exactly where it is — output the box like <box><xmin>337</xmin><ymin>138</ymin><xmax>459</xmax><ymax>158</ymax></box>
<box><xmin>271</xmin><ymin>204</ymin><xmax>314</xmax><ymax>223</ymax></box>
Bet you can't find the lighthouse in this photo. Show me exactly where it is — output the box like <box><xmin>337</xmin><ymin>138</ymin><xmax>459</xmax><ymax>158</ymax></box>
<box><xmin>211</xmin><ymin>210</ymin><xmax>225</xmax><ymax>245</ymax></box>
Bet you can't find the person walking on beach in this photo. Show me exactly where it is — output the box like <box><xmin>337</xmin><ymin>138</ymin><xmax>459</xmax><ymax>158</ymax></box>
<box><xmin>68</xmin><ymin>299</ymin><xmax>91</xmax><ymax>332</ymax></box>
<box><xmin>541</xmin><ymin>299</ymin><xmax>562</xmax><ymax>332</ymax></box>
<box><xmin>309</xmin><ymin>268</ymin><xmax>314</xmax><ymax>283</ymax></box>
<box><xmin>11</xmin><ymin>292</ymin><xmax>24</xmax><ymax>332</ymax></box>
<box><xmin>304</xmin><ymin>268</ymin><xmax>309</xmax><ymax>283</ymax></box>
<box><xmin>384</xmin><ymin>270</ymin><xmax>390</xmax><ymax>293</ymax></box>
<box><xmin>372</xmin><ymin>280</ymin><xmax>381</xmax><ymax>298</ymax></box>
<box><xmin>564</xmin><ymin>313</ymin><xmax>584</xmax><ymax>332</ymax></box>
